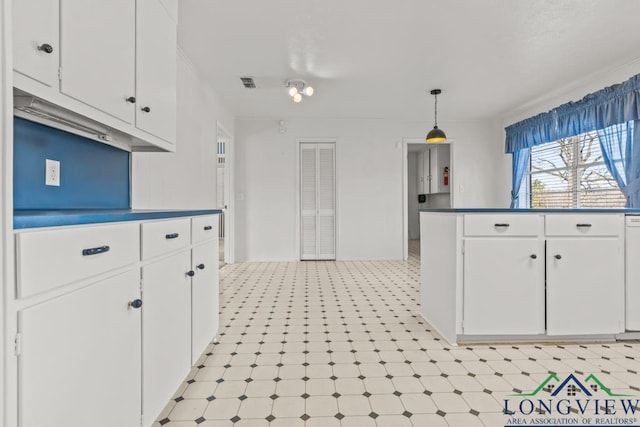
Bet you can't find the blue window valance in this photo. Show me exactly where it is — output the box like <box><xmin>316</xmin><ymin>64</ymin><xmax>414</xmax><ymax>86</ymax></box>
<box><xmin>505</xmin><ymin>73</ymin><xmax>640</xmax><ymax>153</ymax></box>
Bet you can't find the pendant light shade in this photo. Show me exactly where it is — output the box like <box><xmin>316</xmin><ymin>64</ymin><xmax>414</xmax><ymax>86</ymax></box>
<box><xmin>426</xmin><ymin>89</ymin><xmax>446</xmax><ymax>143</ymax></box>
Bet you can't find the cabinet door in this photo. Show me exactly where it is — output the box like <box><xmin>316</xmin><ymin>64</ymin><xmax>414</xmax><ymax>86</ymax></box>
<box><xmin>142</xmin><ymin>251</ymin><xmax>191</xmax><ymax>426</ymax></box>
<box><xmin>429</xmin><ymin>145</ymin><xmax>450</xmax><ymax>194</ymax></box>
<box><xmin>60</xmin><ymin>0</ymin><xmax>135</xmax><ymax>123</ymax></box>
<box><xmin>417</xmin><ymin>150</ymin><xmax>427</xmax><ymax>194</ymax></box>
<box><xmin>13</xmin><ymin>0</ymin><xmax>59</xmax><ymax>87</ymax></box>
<box><xmin>20</xmin><ymin>270</ymin><xmax>141</xmax><ymax>427</ymax></box>
<box><xmin>136</xmin><ymin>0</ymin><xmax>177</xmax><ymax>143</ymax></box>
<box><xmin>463</xmin><ymin>238</ymin><xmax>544</xmax><ymax>335</ymax></box>
<box><xmin>191</xmin><ymin>240</ymin><xmax>219</xmax><ymax>364</ymax></box>
<box><xmin>547</xmin><ymin>238</ymin><xmax>624</xmax><ymax>335</ymax></box>
<box><xmin>626</xmin><ymin>224</ymin><xmax>640</xmax><ymax>330</ymax></box>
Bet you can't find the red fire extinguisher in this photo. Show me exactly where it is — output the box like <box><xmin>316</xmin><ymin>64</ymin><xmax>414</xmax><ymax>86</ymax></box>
<box><xmin>443</xmin><ymin>167</ymin><xmax>449</xmax><ymax>186</ymax></box>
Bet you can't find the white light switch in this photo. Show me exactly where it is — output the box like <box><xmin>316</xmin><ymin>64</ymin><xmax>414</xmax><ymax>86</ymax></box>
<box><xmin>45</xmin><ymin>159</ymin><xmax>60</xmax><ymax>186</ymax></box>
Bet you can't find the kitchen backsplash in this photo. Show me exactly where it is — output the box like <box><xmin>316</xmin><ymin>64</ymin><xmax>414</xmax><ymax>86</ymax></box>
<box><xmin>13</xmin><ymin>117</ymin><xmax>130</xmax><ymax>210</ymax></box>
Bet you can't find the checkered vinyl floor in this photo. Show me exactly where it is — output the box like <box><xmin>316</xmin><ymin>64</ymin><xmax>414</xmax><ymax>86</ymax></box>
<box><xmin>153</xmin><ymin>240</ymin><xmax>640</xmax><ymax>427</ymax></box>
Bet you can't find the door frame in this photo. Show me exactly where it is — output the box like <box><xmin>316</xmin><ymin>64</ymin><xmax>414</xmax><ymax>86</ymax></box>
<box><xmin>1</xmin><ymin>0</ymin><xmax>15</xmax><ymax>424</ymax></box>
<box><xmin>402</xmin><ymin>137</ymin><xmax>455</xmax><ymax>260</ymax></box>
<box><xmin>217</xmin><ymin>121</ymin><xmax>234</xmax><ymax>264</ymax></box>
<box><xmin>295</xmin><ymin>138</ymin><xmax>338</xmax><ymax>260</ymax></box>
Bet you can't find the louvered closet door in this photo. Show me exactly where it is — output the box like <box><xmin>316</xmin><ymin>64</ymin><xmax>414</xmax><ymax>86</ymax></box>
<box><xmin>300</xmin><ymin>143</ymin><xmax>336</xmax><ymax>260</ymax></box>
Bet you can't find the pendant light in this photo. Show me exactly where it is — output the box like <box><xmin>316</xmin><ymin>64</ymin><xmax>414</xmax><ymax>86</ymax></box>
<box><xmin>426</xmin><ymin>89</ymin><xmax>446</xmax><ymax>143</ymax></box>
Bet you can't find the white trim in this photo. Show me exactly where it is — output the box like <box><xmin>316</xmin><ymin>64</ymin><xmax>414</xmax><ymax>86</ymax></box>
<box><xmin>402</xmin><ymin>137</ymin><xmax>455</xmax><ymax>260</ymax></box>
<box><xmin>217</xmin><ymin>121</ymin><xmax>235</xmax><ymax>264</ymax></box>
<box><xmin>2</xmin><ymin>0</ymin><xmax>15</xmax><ymax>425</ymax></box>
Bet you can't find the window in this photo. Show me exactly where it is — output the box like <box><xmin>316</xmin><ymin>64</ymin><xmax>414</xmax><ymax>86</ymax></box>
<box><xmin>520</xmin><ymin>130</ymin><xmax>626</xmax><ymax>208</ymax></box>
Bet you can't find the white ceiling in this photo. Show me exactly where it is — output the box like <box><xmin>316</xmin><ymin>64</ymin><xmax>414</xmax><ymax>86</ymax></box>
<box><xmin>178</xmin><ymin>0</ymin><xmax>640</xmax><ymax>122</ymax></box>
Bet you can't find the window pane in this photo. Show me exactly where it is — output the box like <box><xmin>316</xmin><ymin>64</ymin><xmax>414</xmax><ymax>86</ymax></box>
<box><xmin>531</xmin><ymin>140</ymin><xmax>574</xmax><ymax>172</ymax></box>
<box><xmin>578</xmin><ymin>164</ymin><xmax>626</xmax><ymax>208</ymax></box>
<box><xmin>525</xmin><ymin>130</ymin><xmax>625</xmax><ymax>209</ymax></box>
<box><xmin>577</xmin><ymin>131</ymin><xmax>603</xmax><ymax>165</ymax></box>
<box><xmin>530</xmin><ymin>170</ymin><xmax>575</xmax><ymax>208</ymax></box>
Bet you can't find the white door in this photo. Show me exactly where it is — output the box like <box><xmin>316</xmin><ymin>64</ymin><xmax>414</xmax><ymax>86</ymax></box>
<box><xmin>60</xmin><ymin>0</ymin><xmax>135</xmax><ymax>123</ymax></box>
<box><xmin>463</xmin><ymin>239</ymin><xmax>545</xmax><ymax>335</ymax></box>
<box><xmin>20</xmin><ymin>270</ymin><xmax>141</xmax><ymax>427</ymax></box>
<box><xmin>135</xmin><ymin>0</ymin><xmax>177</xmax><ymax>143</ymax></box>
<box><xmin>300</xmin><ymin>143</ymin><xmax>336</xmax><ymax>260</ymax></box>
<box><xmin>191</xmin><ymin>239</ymin><xmax>219</xmax><ymax>364</ymax></box>
<box><xmin>13</xmin><ymin>0</ymin><xmax>59</xmax><ymax>87</ymax></box>
<box><xmin>142</xmin><ymin>251</ymin><xmax>192</xmax><ymax>426</ymax></box>
<box><xmin>546</xmin><ymin>238</ymin><xmax>624</xmax><ymax>335</ymax></box>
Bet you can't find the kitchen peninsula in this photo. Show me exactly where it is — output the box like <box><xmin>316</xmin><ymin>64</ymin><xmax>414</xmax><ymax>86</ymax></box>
<box><xmin>419</xmin><ymin>208</ymin><xmax>640</xmax><ymax>346</ymax></box>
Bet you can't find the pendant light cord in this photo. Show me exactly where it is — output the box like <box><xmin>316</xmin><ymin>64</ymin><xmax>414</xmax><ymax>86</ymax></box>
<box><xmin>434</xmin><ymin>94</ymin><xmax>438</xmax><ymax>128</ymax></box>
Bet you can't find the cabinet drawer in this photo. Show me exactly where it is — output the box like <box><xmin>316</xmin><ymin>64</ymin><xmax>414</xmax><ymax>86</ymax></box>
<box><xmin>141</xmin><ymin>218</ymin><xmax>190</xmax><ymax>260</ymax></box>
<box><xmin>464</xmin><ymin>214</ymin><xmax>540</xmax><ymax>237</ymax></box>
<box><xmin>545</xmin><ymin>214</ymin><xmax>623</xmax><ymax>237</ymax></box>
<box><xmin>16</xmin><ymin>222</ymin><xmax>139</xmax><ymax>298</ymax></box>
<box><xmin>192</xmin><ymin>215</ymin><xmax>218</xmax><ymax>244</ymax></box>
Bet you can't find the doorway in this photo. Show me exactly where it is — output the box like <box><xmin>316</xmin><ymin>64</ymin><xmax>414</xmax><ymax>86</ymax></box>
<box><xmin>403</xmin><ymin>138</ymin><xmax>453</xmax><ymax>260</ymax></box>
<box><xmin>216</xmin><ymin>123</ymin><xmax>234</xmax><ymax>266</ymax></box>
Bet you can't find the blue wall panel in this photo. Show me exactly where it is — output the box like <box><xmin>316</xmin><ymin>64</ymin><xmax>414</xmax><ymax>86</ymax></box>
<box><xmin>14</xmin><ymin>117</ymin><xmax>130</xmax><ymax>210</ymax></box>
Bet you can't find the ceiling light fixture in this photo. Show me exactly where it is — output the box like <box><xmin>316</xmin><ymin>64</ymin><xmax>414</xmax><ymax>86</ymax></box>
<box><xmin>285</xmin><ymin>79</ymin><xmax>314</xmax><ymax>104</ymax></box>
<box><xmin>426</xmin><ymin>89</ymin><xmax>446</xmax><ymax>143</ymax></box>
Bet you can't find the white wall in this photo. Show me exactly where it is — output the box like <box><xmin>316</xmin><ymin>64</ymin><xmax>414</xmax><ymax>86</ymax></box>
<box><xmin>234</xmin><ymin>117</ymin><xmax>504</xmax><ymax>262</ymax></box>
<box><xmin>407</xmin><ymin>152</ymin><xmax>420</xmax><ymax>240</ymax></box>
<box><xmin>132</xmin><ymin>52</ymin><xmax>234</xmax><ymax>209</ymax></box>
<box><xmin>494</xmin><ymin>59</ymin><xmax>640</xmax><ymax>204</ymax></box>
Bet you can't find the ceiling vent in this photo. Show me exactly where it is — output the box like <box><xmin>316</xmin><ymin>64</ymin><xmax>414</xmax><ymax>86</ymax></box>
<box><xmin>240</xmin><ymin>77</ymin><xmax>256</xmax><ymax>88</ymax></box>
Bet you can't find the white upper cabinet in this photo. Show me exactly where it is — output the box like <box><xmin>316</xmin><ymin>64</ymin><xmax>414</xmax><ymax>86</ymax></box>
<box><xmin>59</xmin><ymin>0</ymin><xmax>136</xmax><ymax>124</ymax></box>
<box><xmin>417</xmin><ymin>144</ymin><xmax>451</xmax><ymax>195</ymax></box>
<box><xmin>13</xmin><ymin>0</ymin><xmax>59</xmax><ymax>87</ymax></box>
<box><xmin>12</xmin><ymin>0</ymin><xmax>177</xmax><ymax>150</ymax></box>
<box><xmin>136</xmin><ymin>0</ymin><xmax>177</xmax><ymax>143</ymax></box>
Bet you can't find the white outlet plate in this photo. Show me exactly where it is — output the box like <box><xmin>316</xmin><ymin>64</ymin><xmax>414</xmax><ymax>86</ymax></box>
<box><xmin>45</xmin><ymin>159</ymin><xmax>60</xmax><ymax>186</ymax></box>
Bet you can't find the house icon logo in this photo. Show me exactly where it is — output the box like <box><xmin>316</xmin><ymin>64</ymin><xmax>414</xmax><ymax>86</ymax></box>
<box><xmin>503</xmin><ymin>373</ymin><xmax>638</xmax><ymax>426</ymax></box>
<box><xmin>512</xmin><ymin>373</ymin><xmax>631</xmax><ymax>398</ymax></box>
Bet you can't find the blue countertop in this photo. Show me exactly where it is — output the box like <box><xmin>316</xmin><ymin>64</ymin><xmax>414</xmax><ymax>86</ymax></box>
<box><xmin>420</xmin><ymin>208</ymin><xmax>640</xmax><ymax>214</ymax></box>
<box><xmin>14</xmin><ymin>209</ymin><xmax>223</xmax><ymax>229</ymax></box>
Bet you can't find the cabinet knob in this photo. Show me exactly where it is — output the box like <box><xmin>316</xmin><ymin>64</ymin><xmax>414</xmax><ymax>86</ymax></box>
<box><xmin>554</xmin><ymin>254</ymin><xmax>562</xmax><ymax>260</ymax></box>
<box><xmin>494</xmin><ymin>223</ymin><xmax>510</xmax><ymax>228</ymax></box>
<box><xmin>38</xmin><ymin>43</ymin><xmax>53</xmax><ymax>54</ymax></box>
<box><xmin>186</xmin><ymin>270</ymin><xmax>195</xmax><ymax>277</ymax></box>
<box><xmin>126</xmin><ymin>96</ymin><xmax>136</xmax><ymax>103</ymax></box>
<box><xmin>530</xmin><ymin>254</ymin><xmax>537</xmax><ymax>259</ymax></box>
<box><xmin>197</xmin><ymin>263</ymin><xmax>206</xmax><ymax>270</ymax></box>
<box><xmin>128</xmin><ymin>299</ymin><xmax>143</xmax><ymax>309</ymax></box>
<box><xmin>141</xmin><ymin>106</ymin><xmax>151</xmax><ymax>113</ymax></box>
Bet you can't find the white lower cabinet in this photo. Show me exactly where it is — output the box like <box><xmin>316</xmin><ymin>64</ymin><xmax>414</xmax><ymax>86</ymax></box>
<box><xmin>463</xmin><ymin>238</ymin><xmax>544</xmax><ymax>335</ymax></box>
<box><xmin>142</xmin><ymin>250</ymin><xmax>192</xmax><ymax>426</ymax></box>
<box><xmin>191</xmin><ymin>239</ymin><xmax>219</xmax><ymax>364</ymax></box>
<box><xmin>546</xmin><ymin>238</ymin><xmax>624</xmax><ymax>335</ymax></box>
<box><xmin>19</xmin><ymin>269</ymin><xmax>142</xmax><ymax>427</ymax></box>
<box><xmin>14</xmin><ymin>214</ymin><xmax>220</xmax><ymax>427</ymax></box>
<box><xmin>460</xmin><ymin>213</ymin><xmax>624</xmax><ymax>340</ymax></box>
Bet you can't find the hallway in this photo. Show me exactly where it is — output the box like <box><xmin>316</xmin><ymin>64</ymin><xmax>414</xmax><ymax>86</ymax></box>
<box><xmin>155</xmin><ymin>245</ymin><xmax>640</xmax><ymax>427</ymax></box>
